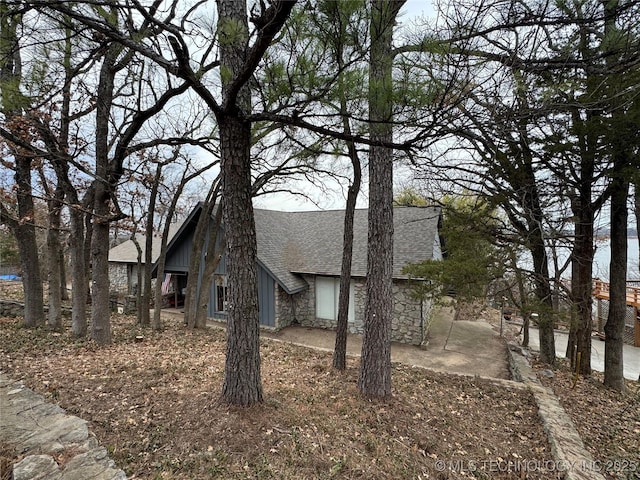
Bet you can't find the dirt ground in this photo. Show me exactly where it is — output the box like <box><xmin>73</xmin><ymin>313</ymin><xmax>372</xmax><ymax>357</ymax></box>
<box><xmin>0</xmin><ymin>284</ymin><xmax>638</xmax><ymax>479</ymax></box>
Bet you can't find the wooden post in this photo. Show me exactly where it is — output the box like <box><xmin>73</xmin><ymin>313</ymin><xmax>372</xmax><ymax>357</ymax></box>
<box><xmin>596</xmin><ymin>298</ymin><xmax>602</xmax><ymax>333</ymax></box>
<box><xmin>173</xmin><ymin>276</ymin><xmax>178</xmax><ymax>310</ymax></box>
<box><xmin>635</xmin><ymin>307</ymin><xmax>640</xmax><ymax>348</ymax></box>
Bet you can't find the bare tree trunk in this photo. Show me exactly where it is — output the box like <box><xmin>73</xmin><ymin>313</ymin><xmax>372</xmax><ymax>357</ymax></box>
<box><xmin>512</xmin><ymin>252</ymin><xmax>529</xmax><ymax>347</ymax></box>
<box><xmin>604</xmin><ymin>173</ymin><xmax>628</xmax><ymax>392</ymax></box>
<box><xmin>358</xmin><ymin>0</ymin><xmax>405</xmax><ymax>400</ymax></box>
<box><xmin>185</xmin><ymin>195</ymin><xmax>217</xmax><ymax>328</ymax></box>
<box><xmin>332</xmin><ymin>2</ymin><xmax>362</xmax><ymax>371</ymax></box>
<box><xmin>69</xmin><ymin>206</ymin><xmax>88</xmax><ymax>336</ymax></box>
<box><xmin>194</xmin><ymin>232</ymin><xmax>224</xmax><ymax>329</ymax></box>
<box><xmin>46</xmin><ymin>184</ymin><xmax>65</xmax><ymax>331</ymax></box>
<box><xmin>531</xmin><ymin>235</ymin><xmax>556</xmax><ymax>365</ymax></box>
<box><xmin>602</xmin><ymin>6</ymin><xmax>630</xmax><ymax>385</ymax></box>
<box><xmin>184</xmin><ymin>185</ymin><xmax>218</xmax><ymax>327</ymax></box>
<box><xmin>91</xmin><ymin>183</ymin><xmax>112</xmax><ymax>345</ymax></box>
<box><xmin>218</xmin><ymin>0</ymin><xmax>263</xmax><ymax>406</ymax></box>
<box><xmin>60</xmin><ymin>247</ymin><xmax>69</xmax><ymax>301</ymax></box>
<box><xmin>153</xmin><ymin>174</ymin><xmax>216</xmax><ymax>331</ymax></box>
<box><xmin>58</xmin><ymin>20</ymin><xmax>72</xmax><ymax>309</ymax></box>
<box><xmin>0</xmin><ymin>7</ymin><xmax>44</xmax><ymax>328</ymax></box>
<box><xmin>140</xmin><ymin>166</ymin><xmax>162</xmax><ymax>327</ymax></box>
<box><xmin>169</xmin><ymin>0</ymin><xmax>294</xmax><ymax>405</ymax></box>
<box><xmin>152</xmin><ymin>244</ymin><xmax>168</xmax><ymax>330</ymax></box>
<box><xmin>193</xmin><ymin>208</ymin><xmax>224</xmax><ymax>329</ymax></box>
<box><xmin>333</xmin><ymin>171</ymin><xmax>360</xmax><ymax>370</ymax></box>
<box><xmin>132</xmin><ymin>235</ymin><xmax>143</xmax><ymax>320</ymax></box>
<box><xmin>219</xmin><ymin>113</ymin><xmax>263</xmax><ymax>405</ymax></box>
<box><xmin>90</xmin><ymin>47</ymin><xmax>118</xmax><ymax>345</ymax></box>
<box><xmin>572</xmin><ymin>201</ymin><xmax>594</xmax><ymax>375</ymax></box>
<box><xmin>84</xmin><ymin>197</ymin><xmax>93</xmax><ymax>305</ymax></box>
<box><xmin>51</xmin><ymin>162</ymin><xmax>88</xmax><ymax>335</ymax></box>
<box><xmin>14</xmin><ymin>156</ymin><xmax>45</xmax><ymax>328</ymax></box>
<box><xmin>513</xmin><ymin>83</ymin><xmax>556</xmax><ymax>366</ymax></box>
<box><xmin>566</xmin><ymin>240</ymin><xmax>579</xmax><ymax>360</ymax></box>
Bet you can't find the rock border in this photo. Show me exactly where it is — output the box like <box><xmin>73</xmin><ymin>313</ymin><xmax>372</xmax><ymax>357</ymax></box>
<box><xmin>0</xmin><ymin>374</ymin><xmax>126</xmax><ymax>480</ymax></box>
<box><xmin>507</xmin><ymin>344</ymin><xmax>606</xmax><ymax>480</ymax></box>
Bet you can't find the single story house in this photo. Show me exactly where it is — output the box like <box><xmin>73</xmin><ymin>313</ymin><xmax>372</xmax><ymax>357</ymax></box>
<box><xmin>156</xmin><ymin>204</ymin><xmax>443</xmax><ymax>345</ymax></box>
<box><xmin>108</xmin><ymin>223</ymin><xmax>182</xmax><ymax>296</ymax></box>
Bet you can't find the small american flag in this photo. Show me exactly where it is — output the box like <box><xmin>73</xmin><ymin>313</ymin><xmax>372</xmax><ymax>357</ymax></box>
<box><xmin>161</xmin><ymin>273</ymin><xmax>172</xmax><ymax>294</ymax></box>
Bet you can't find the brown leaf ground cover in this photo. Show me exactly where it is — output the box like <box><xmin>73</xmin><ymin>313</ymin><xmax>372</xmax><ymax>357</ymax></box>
<box><xmin>0</xmin><ymin>281</ymin><xmax>636</xmax><ymax>480</ymax></box>
<box><xmin>1</xmin><ymin>314</ymin><xmax>557</xmax><ymax>479</ymax></box>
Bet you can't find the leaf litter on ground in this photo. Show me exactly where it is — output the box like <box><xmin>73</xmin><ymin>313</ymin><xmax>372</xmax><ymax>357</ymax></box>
<box><xmin>1</xmin><ymin>312</ymin><xmax>552</xmax><ymax>479</ymax></box>
<box><xmin>1</xmin><ymin>283</ymin><xmax>636</xmax><ymax>479</ymax></box>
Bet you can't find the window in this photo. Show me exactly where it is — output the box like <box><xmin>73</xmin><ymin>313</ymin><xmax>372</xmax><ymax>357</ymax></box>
<box><xmin>315</xmin><ymin>276</ymin><xmax>354</xmax><ymax>323</ymax></box>
<box><xmin>215</xmin><ymin>275</ymin><xmax>227</xmax><ymax>313</ymax></box>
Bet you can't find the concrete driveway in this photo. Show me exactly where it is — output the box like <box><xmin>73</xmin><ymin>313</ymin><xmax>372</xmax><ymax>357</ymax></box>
<box><xmin>261</xmin><ymin>303</ymin><xmax>511</xmax><ymax>379</ymax></box>
<box><xmin>527</xmin><ymin>326</ymin><xmax>640</xmax><ymax>380</ymax></box>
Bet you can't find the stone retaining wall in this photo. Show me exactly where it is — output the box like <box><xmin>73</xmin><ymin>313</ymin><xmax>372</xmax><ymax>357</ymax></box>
<box><xmin>1</xmin><ymin>374</ymin><xmax>126</xmax><ymax>480</ymax></box>
<box><xmin>0</xmin><ymin>300</ymin><xmax>25</xmax><ymax>318</ymax></box>
<box><xmin>0</xmin><ymin>300</ymin><xmax>72</xmax><ymax>319</ymax></box>
<box><xmin>507</xmin><ymin>344</ymin><xmax>606</xmax><ymax>480</ymax></box>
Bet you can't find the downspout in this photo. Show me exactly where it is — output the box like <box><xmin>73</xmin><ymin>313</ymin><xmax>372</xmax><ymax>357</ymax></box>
<box><xmin>420</xmin><ymin>297</ymin><xmax>424</xmax><ymax>345</ymax></box>
<box><xmin>291</xmin><ymin>291</ymin><xmax>297</xmax><ymax>325</ymax></box>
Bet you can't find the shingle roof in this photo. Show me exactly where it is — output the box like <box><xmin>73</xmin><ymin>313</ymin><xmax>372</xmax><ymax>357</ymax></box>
<box><xmin>254</xmin><ymin>206</ymin><xmax>441</xmax><ymax>293</ymax></box>
<box><xmin>112</xmin><ymin>205</ymin><xmax>442</xmax><ymax>295</ymax></box>
<box><xmin>108</xmin><ymin>222</ymin><xmax>182</xmax><ymax>264</ymax></box>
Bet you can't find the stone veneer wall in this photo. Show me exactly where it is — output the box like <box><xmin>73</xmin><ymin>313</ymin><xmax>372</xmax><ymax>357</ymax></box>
<box><xmin>108</xmin><ymin>263</ymin><xmax>158</xmax><ymax>305</ymax></box>
<box><xmin>274</xmin><ymin>283</ymin><xmax>295</xmax><ymax>330</ymax></box>
<box><xmin>390</xmin><ymin>280</ymin><xmax>426</xmax><ymax>345</ymax></box>
<box><xmin>293</xmin><ymin>274</ymin><xmax>316</xmax><ymax>326</ymax></box>
<box><xmin>109</xmin><ymin>263</ymin><xmax>129</xmax><ymax>295</ymax></box>
<box><xmin>293</xmin><ymin>274</ymin><xmax>427</xmax><ymax>345</ymax></box>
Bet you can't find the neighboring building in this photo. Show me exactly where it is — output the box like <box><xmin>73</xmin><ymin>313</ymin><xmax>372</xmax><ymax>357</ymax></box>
<box><xmin>108</xmin><ymin>223</ymin><xmax>182</xmax><ymax>296</ymax></box>
<box><xmin>157</xmin><ymin>204</ymin><xmax>443</xmax><ymax>345</ymax></box>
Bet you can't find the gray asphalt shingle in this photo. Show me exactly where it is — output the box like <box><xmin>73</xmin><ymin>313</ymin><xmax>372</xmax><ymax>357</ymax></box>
<box><xmin>110</xmin><ymin>205</ymin><xmax>442</xmax><ymax>295</ymax></box>
<box><xmin>254</xmin><ymin>206</ymin><xmax>441</xmax><ymax>293</ymax></box>
<box><xmin>107</xmin><ymin>223</ymin><xmax>182</xmax><ymax>264</ymax></box>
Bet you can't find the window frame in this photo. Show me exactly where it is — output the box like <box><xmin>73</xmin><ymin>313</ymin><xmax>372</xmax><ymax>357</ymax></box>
<box><xmin>315</xmin><ymin>276</ymin><xmax>354</xmax><ymax>323</ymax></box>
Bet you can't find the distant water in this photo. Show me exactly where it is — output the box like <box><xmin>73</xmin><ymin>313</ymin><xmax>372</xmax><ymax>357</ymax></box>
<box><xmin>592</xmin><ymin>237</ymin><xmax>639</xmax><ymax>281</ymax></box>
<box><xmin>536</xmin><ymin>237</ymin><xmax>640</xmax><ymax>281</ymax></box>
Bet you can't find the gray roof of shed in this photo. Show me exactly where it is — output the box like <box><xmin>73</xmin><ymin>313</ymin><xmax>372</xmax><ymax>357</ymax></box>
<box><xmin>108</xmin><ymin>223</ymin><xmax>182</xmax><ymax>264</ymax></box>
<box><xmin>253</xmin><ymin>206</ymin><xmax>441</xmax><ymax>293</ymax></box>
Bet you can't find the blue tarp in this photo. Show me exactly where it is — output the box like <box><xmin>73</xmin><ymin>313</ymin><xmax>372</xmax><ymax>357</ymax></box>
<box><xmin>0</xmin><ymin>275</ymin><xmax>20</xmax><ymax>280</ymax></box>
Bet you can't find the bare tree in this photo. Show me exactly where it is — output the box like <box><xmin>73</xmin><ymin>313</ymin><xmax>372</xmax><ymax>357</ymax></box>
<box><xmin>183</xmin><ymin>182</ymin><xmax>219</xmax><ymax>329</ymax></box>
<box><xmin>36</xmin><ymin>166</ymin><xmax>65</xmax><ymax>330</ymax></box>
<box><xmin>0</xmin><ymin>2</ymin><xmax>45</xmax><ymax>327</ymax></box>
<box><xmin>152</xmin><ymin>157</ymin><xmax>216</xmax><ymax>331</ymax></box>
